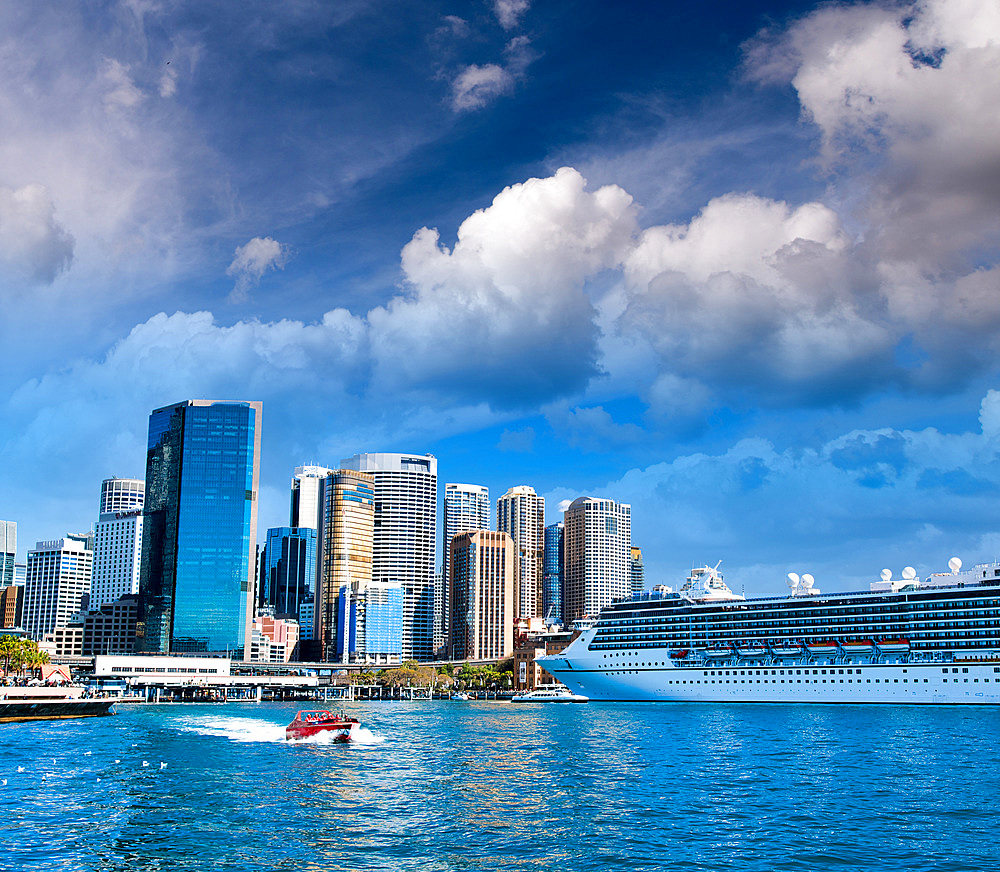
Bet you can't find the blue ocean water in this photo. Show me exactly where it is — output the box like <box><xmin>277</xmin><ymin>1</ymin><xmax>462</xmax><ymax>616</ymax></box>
<box><xmin>1</xmin><ymin>701</ymin><xmax>997</xmax><ymax>871</ymax></box>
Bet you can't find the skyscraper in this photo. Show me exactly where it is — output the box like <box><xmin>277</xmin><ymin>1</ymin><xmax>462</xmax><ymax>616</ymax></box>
<box><xmin>0</xmin><ymin>520</ymin><xmax>15</xmax><ymax>587</ymax></box>
<box><xmin>319</xmin><ymin>469</ymin><xmax>375</xmax><ymax>661</ymax></box>
<box><xmin>439</xmin><ymin>483</ymin><xmax>490</xmax><ymax>652</ymax></box>
<box><xmin>543</xmin><ymin>521</ymin><xmax>564</xmax><ymax>625</ymax></box>
<box><xmin>137</xmin><ymin>399</ymin><xmax>262</xmax><ymax>655</ymax></box>
<box><xmin>449</xmin><ymin>530</ymin><xmax>514</xmax><ymax>661</ymax></box>
<box><xmin>496</xmin><ymin>485</ymin><xmax>545</xmax><ymax>621</ymax></box>
<box><xmin>340</xmin><ymin>453</ymin><xmax>437</xmax><ymax>661</ymax></box>
<box><xmin>263</xmin><ymin>526</ymin><xmax>317</xmax><ymax>621</ymax></box>
<box><xmin>563</xmin><ymin>497</ymin><xmax>631</xmax><ymax>624</ymax></box>
<box><xmin>23</xmin><ymin>535</ymin><xmax>93</xmax><ymax>639</ymax></box>
<box><xmin>334</xmin><ymin>579</ymin><xmax>403</xmax><ymax>665</ymax></box>
<box><xmin>91</xmin><ymin>478</ymin><xmax>144</xmax><ymax>609</ymax></box>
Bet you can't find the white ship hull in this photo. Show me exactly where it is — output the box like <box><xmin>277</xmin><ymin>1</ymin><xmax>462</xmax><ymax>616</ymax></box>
<box><xmin>540</xmin><ymin>651</ymin><xmax>1000</xmax><ymax>704</ymax></box>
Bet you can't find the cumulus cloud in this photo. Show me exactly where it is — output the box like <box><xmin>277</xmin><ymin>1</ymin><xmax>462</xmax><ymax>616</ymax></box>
<box><xmin>226</xmin><ymin>237</ymin><xmax>290</xmax><ymax>302</ymax></box>
<box><xmin>493</xmin><ymin>0</ymin><xmax>530</xmax><ymax>30</ymax></box>
<box><xmin>370</xmin><ymin>167</ymin><xmax>635</xmax><ymax>405</ymax></box>
<box><xmin>0</xmin><ymin>184</ymin><xmax>74</xmax><ymax>285</ymax></box>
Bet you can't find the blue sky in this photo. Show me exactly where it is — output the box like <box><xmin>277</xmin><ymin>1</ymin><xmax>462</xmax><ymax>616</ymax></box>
<box><xmin>2</xmin><ymin>0</ymin><xmax>1000</xmax><ymax>596</ymax></box>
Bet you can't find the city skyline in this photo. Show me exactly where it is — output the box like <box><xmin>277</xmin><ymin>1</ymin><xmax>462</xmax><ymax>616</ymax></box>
<box><xmin>2</xmin><ymin>0</ymin><xmax>999</xmax><ymax>598</ymax></box>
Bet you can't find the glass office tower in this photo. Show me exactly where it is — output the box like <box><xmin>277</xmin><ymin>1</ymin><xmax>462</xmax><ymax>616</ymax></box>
<box><xmin>263</xmin><ymin>526</ymin><xmax>316</xmax><ymax>619</ymax></box>
<box><xmin>543</xmin><ymin>521</ymin><xmax>564</xmax><ymax>625</ymax></box>
<box><xmin>137</xmin><ymin>400</ymin><xmax>262</xmax><ymax>655</ymax></box>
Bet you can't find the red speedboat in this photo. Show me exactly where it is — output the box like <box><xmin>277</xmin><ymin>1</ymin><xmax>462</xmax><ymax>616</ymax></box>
<box><xmin>285</xmin><ymin>710</ymin><xmax>361</xmax><ymax>742</ymax></box>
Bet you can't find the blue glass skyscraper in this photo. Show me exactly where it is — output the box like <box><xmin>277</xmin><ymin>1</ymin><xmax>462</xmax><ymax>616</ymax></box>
<box><xmin>263</xmin><ymin>526</ymin><xmax>316</xmax><ymax>620</ymax></box>
<box><xmin>137</xmin><ymin>400</ymin><xmax>262</xmax><ymax>655</ymax></box>
<box><xmin>543</xmin><ymin>521</ymin><xmax>564</xmax><ymax>625</ymax></box>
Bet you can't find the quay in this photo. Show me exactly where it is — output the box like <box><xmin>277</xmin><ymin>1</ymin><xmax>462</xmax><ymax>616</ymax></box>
<box><xmin>49</xmin><ymin>653</ymin><xmax>504</xmax><ymax>704</ymax></box>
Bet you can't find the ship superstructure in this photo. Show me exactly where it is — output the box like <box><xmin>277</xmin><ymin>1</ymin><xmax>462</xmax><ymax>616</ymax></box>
<box><xmin>537</xmin><ymin>559</ymin><xmax>1000</xmax><ymax>704</ymax></box>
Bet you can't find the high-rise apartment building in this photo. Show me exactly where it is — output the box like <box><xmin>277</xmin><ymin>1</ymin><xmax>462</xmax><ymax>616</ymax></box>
<box><xmin>263</xmin><ymin>526</ymin><xmax>317</xmax><ymax>624</ymax></box>
<box><xmin>563</xmin><ymin>497</ymin><xmax>631</xmax><ymax>624</ymax></box>
<box><xmin>290</xmin><ymin>464</ymin><xmax>331</xmax><ymax>619</ymax></box>
<box><xmin>340</xmin><ymin>453</ymin><xmax>437</xmax><ymax>661</ymax></box>
<box><xmin>497</xmin><ymin>485</ymin><xmax>545</xmax><ymax>621</ymax></box>
<box><xmin>0</xmin><ymin>520</ymin><xmax>15</xmax><ymax>588</ymax></box>
<box><xmin>23</xmin><ymin>535</ymin><xmax>93</xmax><ymax>640</ymax></box>
<box><xmin>319</xmin><ymin>470</ymin><xmax>375</xmax><ymax>661</ymax></box>
<box><xmin>449</xmin><ymin>530</ymin><xmax>514</xmax><ymax>661</ymax></box>
<box><xmin>137</xmin><ymin>399</ymin><xmax>262</xmax><ymax>655</ymax></box>
<box><xmin>439</xmin><ymin>484</ymin><xmax>490</xmax><ymax>652</ymax></box>
<box><xmin>543</xmin><ymin>521</ymin><xmax>564</xmax><ymax>625</ymax></box>
<box><xmin>91</xmin><ymin>478</ymin><xmax>144</xmax><ymax>609</ymax></box>
<box><xmin>630</xmin><ymin>546</ymin><xmax>645</xmax><ymax>598</ymax></box>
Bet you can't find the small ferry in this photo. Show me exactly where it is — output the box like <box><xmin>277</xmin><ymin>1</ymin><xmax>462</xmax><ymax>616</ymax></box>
<box><xmin>285</xmin><ymin>710</ymin><xmax>361</xmax><ymax>742</ymax></box>
<box><xmin>510</xmin><ymin>685</ymin><xmax>589</xmax><ymax>703</ymax></box>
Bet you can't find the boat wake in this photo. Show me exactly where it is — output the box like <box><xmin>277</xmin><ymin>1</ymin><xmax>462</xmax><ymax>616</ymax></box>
<box><xmin>173</xmin><ymin>714</ymin><xmax>386</xmax><ymax>745</ymax></box>
<box><xmin>174</xmin><ymin>715</ymin><xmax>287</xmax><ymax>744</ymax></box>
<box><xmin>287</xmin><ymin>726</ymin><xmax>385</xmax><ymax>746</ymax></box>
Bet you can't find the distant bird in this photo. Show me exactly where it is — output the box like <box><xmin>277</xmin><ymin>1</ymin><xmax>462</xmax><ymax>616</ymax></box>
<box><xmin>142</xmin><ymin>760</ymin><xmax>149</xmax><ymax>767</ymax></box>
<box><xmin>17</xmin><ymin>766</ymin><xmax>24</xmax><ymax>773</ymax></box>
<box><xmin>160</xmin><ymin>762</ymin><xmax>167</xmax><ymax>769</ymax></box>
<box><xmin>2</xmin><ymin>779</ymin><xmax>6</xmax><ymax>786</ymax></box>
<box><xmin>96</xmin><ymin>778</ymin><xmax>101</xmax><ymax>782</ymax></box>
<box><xmin>114</xmin><ymin>759</ymin><xmax>120</xmax><ymax>764</ymax></box>
<box><xmin>84</xmin><ymin>751</ymin><xmax>92</xmax><ymax>756</ymax></box>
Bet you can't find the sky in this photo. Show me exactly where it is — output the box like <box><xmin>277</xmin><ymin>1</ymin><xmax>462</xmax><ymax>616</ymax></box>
<box><xmin>2</xmin><ymin>0</ymin><xmax>1000</xmax><ymax>596</ymax></box>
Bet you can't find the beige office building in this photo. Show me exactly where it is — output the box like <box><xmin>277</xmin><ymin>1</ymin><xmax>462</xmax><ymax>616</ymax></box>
<box><xmin>449</xmin><ymin>530</ymin><xmax>514</xmax><ymax>661</ymax></box>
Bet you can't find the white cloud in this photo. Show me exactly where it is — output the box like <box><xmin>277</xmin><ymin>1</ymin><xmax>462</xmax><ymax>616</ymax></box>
<box><xmin>226</xmin><ymin>236</ymin><xmax>290</xmax><ymax>302</ymax></box>
<box><xmin>493</xmin><ymin>0</ymin><xmax>530</xmax><ymax>30</ymax></box>
<box><xmin>451</xmin><ymin>63</ymin><xmax>513</xmax><ymax>111</ymax></box>
<box><xmin>450</xmin><ymin>35</ymin><xmax>537</xmax><ymax>111</ymax></box>
<box><xmin>0</xmin><ymin>184</ymin><xmax>74</xmax><ymax>286</ymax></box>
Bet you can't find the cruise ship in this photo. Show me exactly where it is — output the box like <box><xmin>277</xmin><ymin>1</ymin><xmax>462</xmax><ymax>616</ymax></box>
<box><xmin>536</xmin><ymin>558</ymin><xmax>1000</xmax><ymax>704</ymax></box>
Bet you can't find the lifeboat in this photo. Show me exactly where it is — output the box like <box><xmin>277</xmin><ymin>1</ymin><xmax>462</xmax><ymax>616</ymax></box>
<box><xmin>840</xmin><ymin>639</ymin><xmax>875</xmax><ymax>654</ymax></box>
<box><xmin>735</xmin><ymin>643</ymin><xmax>768</xmax><ymax>658</ymax></box>
<box><xmin>876</xmin><ymin>638</ymin><xmax>911</xmax><ymax>654</ymax></box>
<box><xmin>703</xmin><ymin>644</ymin><xmax>735</xmax><ymax>658</ymax></box>
<box><xmin>805</xmin><ymin>641</ymin><xmax>839</xmax><ymax>656</ymax></box>
<box><xmin>285</xmin><ymin>710</ymin><xmax>361</xmax><ymax>742</ymax></box>
<box><xmin>769</xmin><ymin>640</ymin><xmax>804</xmax><ymax>657</ymax></box>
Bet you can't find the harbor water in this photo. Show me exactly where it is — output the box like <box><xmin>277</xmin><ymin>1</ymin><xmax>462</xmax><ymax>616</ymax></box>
<box><xmin>1</xmin><ymin>700</ymin><xmax>997</xmax><ymax>871</ymax></box>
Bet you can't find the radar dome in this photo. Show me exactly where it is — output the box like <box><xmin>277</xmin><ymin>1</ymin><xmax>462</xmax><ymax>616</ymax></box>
<box><xmin>881</xmin><ymin>568</ymin><xmax>892</xmax><ymax>581</ymax></box>
<box><xmin>787</xmin><ymin>572</ymin><xmax>800</xmax><ymax>587</ymax></box>
<box><xmin>948</xmin><ymin>556</ymin><xmax>962</xmax><ymax>574</ymax></box>
<box><xmin>801</xmin><ymin>573</ymin><xmax>815</xmax><ymax>587</ymax></box>
<box><xmin>902</xmin><ymin>566</ymin><xmax>917</xmax><ymax>580</ymax></box>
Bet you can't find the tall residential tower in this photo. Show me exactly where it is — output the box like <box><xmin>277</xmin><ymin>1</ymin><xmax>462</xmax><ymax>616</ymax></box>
<box><xmin>340</xmin><ymin>453</ymin><xmax>437</xmax><ymax>661</ymax></box>
<box><xmin>563</xmin><ymin>497</ymin><xmax>631</xmax><ymax>624</ymax></box>
<box><xmin>439</xmin><ymin>483</ymin><xmax>490</xmax><ymax>652</ymax></box>
<box><xmin>91</xmin><ymin>478</ymin><xmax>144</xmax><ymax>609</ymax></box>
<box><xmin>496</xmin><ymin>485</ymin><xmax>545</xmax><ymax>622</ymax></box>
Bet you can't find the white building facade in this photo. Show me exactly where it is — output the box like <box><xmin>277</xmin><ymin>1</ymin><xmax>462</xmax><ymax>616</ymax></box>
<box><xmin>563</xmin><ymin>497</ymin><xmax>631</xmax><ymax>624</ymax></box>
<box><xmin>497</xmin><ymin>485</ymin><xmax>545</xmax><ymax>622</ymax></box>
<box><xmin>0</xmin><ymin>520</ymin><xmax>15</xmax><ymax>587</ymax></box>
<box><xmin>340</xmin><ymin>453</ymin><xmax>437</xmax><ymax>661</ymax></box>
<box><xmin>91</xmin><ymin>478</ymin><xmax>145</xmax><ymax>609</ymax></box>
<box><xmin>24</xmin><ymin>535</ymin><xmax>94</xmax><ymax>640</ymax></box>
